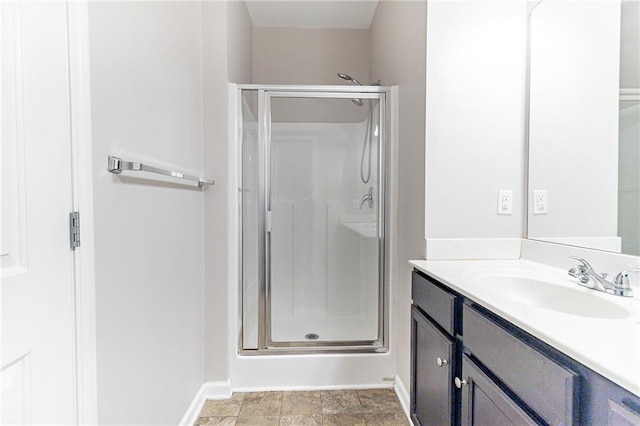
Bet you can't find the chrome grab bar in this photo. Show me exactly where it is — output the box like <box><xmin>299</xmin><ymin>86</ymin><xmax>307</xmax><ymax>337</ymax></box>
<box><xmin>107</xmin><ymin>156</ymin><xmax>214</xmax><ymax>188</ymax></box>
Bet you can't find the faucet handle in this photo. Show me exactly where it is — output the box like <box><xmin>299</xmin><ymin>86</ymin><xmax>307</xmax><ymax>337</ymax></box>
<box><xmin>613</xmin><ymin>268</ymin><xmax>640</xmax><ymax>289</ymax></box>
<box><xmin>569</xmin><ymin>256</ymin><xmax>594</xmax><ymax>270</ymax></box>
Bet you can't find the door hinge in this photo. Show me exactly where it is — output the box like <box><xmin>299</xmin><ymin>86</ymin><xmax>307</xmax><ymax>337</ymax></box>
<box><xmin>70</xmin><ymin>211</ymin><xmax>80</xmax><ymax>249</ymax></box>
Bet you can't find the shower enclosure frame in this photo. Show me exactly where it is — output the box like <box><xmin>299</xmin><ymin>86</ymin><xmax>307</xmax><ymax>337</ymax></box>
<box><xmin>235</xmin><ymin>84</ymin><xmax>392</xmax><ymax>354</ymax></box>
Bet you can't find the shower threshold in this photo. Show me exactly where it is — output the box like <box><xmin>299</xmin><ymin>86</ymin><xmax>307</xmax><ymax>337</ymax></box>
<box><xmin>240</xmin><ymin>343</ymin><xmax>389</xmax><ymax>355</ymax></box>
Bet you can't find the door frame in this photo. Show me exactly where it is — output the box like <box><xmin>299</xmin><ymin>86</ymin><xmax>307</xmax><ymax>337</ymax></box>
<box><xmin>67</xmin><ymin>2</ymin><xmax>98</xmax><ymax>423</ymax></box>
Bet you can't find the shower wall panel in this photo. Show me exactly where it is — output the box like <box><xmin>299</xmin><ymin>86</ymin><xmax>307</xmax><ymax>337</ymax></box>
<box><xmin>269</xmin><ymin>121</ymin><xmax>379</xmax><ymax>342</ymax></box>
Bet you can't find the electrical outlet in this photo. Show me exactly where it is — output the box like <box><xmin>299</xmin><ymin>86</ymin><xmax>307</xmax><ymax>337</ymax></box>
<box><xmin>498</xmin><ymin>190</ymin><xmax>513</xmax><ymax>215</ymax></box>
<box><xmin>533</xmin><ymin>190</ymin><xmax>548</xmax><ymax>214</ymax></box>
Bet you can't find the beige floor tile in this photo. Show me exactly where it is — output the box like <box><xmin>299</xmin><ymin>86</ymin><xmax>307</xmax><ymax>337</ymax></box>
<box><xmin>321</xmin><ymin>414</ymin><xmax>366</xmax><ymax>426</ymax></box>
<box><xmin>236</xmin><ymin>416</ymin><xmax>280</xmax><ymax>426</ymax></box>
<box><xmin>320</xmin><ymin>390</ymin><xmax>363</xmax><ymax>414</ymax></box>
<box><xmin>364</xmin><ymin>412</ymin><xmax>410</xmax><ymax>425</ymax></box>
<box><xmin>195</xmin><ymin>388</ymin><xmax>407</xmax><ymax>426</ymax></box>
<box><xmin>357</xmin><ymin>389</ymin><xmax>402</xmax><ymax>413</ymax></box>
<box><xmin>200</xmin><ymin>394</ymin><xmax>245</xmax><ymax>417</ymax></box>
<box><xmin>280</xmin><ymin>414</ymin><xmax>323</xmax><ymax>425</ymax></box>
<box><xmin>194</xmin><ymin>416</ymin><xmax>238</xmax><ymax>426</ymax></box>
<box><xmin>239</xmin><ymin>392</ymin><xmax>283</xmax><ymax>416</ymax></box>
<box><xmin>281</xmin><ymin>391</ymin><xmax>322</xmax><ymax>415</ymax></box>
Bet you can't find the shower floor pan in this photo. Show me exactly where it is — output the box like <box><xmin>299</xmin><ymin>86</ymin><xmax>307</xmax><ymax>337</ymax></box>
<box><xmin>270</xmin><ymin>315</ymin><xmax>378</xmax><ymax>343</ymax></box>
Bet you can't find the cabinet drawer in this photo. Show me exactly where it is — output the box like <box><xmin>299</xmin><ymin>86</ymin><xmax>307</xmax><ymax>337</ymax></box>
<box><xmin>463</xmin><ymin>304</ymin><xmax>578</xmax><ymax>426</ymax></box>
<box><xmin>412</xmin><ymin>271</ymin><xmax>457</xmax><ymax>335</ymax></box>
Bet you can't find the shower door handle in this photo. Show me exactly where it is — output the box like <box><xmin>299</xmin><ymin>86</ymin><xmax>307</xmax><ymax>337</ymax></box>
<box><xmin>266</xmin><ymin>210</ymin><xmax>272</xmax><ymax>233</ymax></box>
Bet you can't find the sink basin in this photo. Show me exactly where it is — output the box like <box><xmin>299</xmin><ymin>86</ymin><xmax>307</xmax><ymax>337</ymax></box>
<box><xmin>475</xmin><ymin>276</ymin><xmax>632</xmax><ymax>319</ymax></box>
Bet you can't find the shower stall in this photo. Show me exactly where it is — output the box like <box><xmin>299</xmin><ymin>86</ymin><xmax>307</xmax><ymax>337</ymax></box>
<box><xmin>235</xmin><ymin>84</ymin><xmax>392</xmax><ymax>353</ymax></box>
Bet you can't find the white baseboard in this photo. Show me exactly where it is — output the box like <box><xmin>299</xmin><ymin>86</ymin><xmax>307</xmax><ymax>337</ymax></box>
<box><xmin>179</xmin><ymin>380</ymin><xmax>232</xmax><ymax>426</ymax></box>
<box><xmin>394</xmin><ymin>374</ymin><xmax>413</xmax><ymax>425</ymax></box>
<box><xmin>426</xmin><ymin>238</ymin><xmax>522</xmax><ymax>260</ymax></box>
<box><xmin>232</xmin><ymin>382</ymin><xmax>394</xmax><ymax>393</ymax></box>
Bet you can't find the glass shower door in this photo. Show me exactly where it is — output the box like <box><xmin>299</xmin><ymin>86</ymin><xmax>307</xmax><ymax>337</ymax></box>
<box><xmin>264</xmin><ymin>92</ymin><xmax>385</xmax><ymax>347</ymax></box>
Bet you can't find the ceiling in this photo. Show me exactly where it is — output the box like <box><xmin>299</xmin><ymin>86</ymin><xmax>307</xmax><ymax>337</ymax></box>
<box><xmin>245</xmin><ymin>1</ymin><xmax>380</xmax><ymax>29</ymax></box>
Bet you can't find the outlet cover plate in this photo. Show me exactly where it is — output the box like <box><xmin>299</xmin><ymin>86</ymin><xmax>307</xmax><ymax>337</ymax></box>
<box><xmin>498</xmin><ymin>190</ymin><xmax>513</xmax><ymax>215</ymax></box>
<box><xmin>533</xmin><ymin>190</ymin><xmax>548</xmax><ymax>214</ymax></box>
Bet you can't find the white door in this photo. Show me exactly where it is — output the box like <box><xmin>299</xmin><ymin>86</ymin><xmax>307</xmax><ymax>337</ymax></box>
<box><xmin>1</xmin><ymin>2</ymin><xmax>78</xmax><ymax>424</ymax></box>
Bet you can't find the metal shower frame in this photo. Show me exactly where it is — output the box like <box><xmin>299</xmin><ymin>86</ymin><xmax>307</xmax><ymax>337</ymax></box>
<box><xmin>236</xmin><ymin>84</ymin><xmax>392</xmax><ymax>354</ymax></box>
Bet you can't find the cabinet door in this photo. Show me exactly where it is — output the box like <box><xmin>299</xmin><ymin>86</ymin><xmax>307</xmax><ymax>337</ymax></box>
<box><xmin>460</xmin><ymin>355</ymin><xmax>538</xmax><ymax>426</ymax></box>
<box><xmin>463</xmin><ymin>304</ymin><xmax>578</xmax><ymax>425</ymax></box>
<box><xmin>411</xmin><ymin>306</ymin><xmax>455</xmax><ymax>426</ymax></box>
<box><xmin>609</xmin><ymin>400</ymin><xmax>640</xmax><ymax>426</ymax></box>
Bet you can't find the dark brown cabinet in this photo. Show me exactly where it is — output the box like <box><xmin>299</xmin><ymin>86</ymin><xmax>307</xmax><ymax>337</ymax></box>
<box><xmin>411</xmin><ymin>306</ymin><xmax>455</xmax><ymax>426</ymax></box>
<box><xmin>410</xmin><ymin>271</ymin><xmax>459</xmax><ymax>426</ymax></box>
<box><xmin>462</xmin><ymin>304</ymin><xmax>578</xmax><ymax>425</ymax></box>
<box><xmin>608</xmin><ymin>400</ymin><xmax>640</xmax><ymax>426</ymax></box>
<box><xmin>410</xmin><ymin>268</ymin><xmax>640</xmax><ymax>426</ymax></box>
<box><xmin>460</xmin><ymin>355</ymin><xmax>538</xmax><ymax>426</ymax></box>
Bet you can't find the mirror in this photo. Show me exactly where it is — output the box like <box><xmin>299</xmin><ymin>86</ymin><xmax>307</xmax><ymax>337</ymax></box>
<box><xmin>527</xmin><ymin>0</ymin><xmax>640</xmax><ymax>256</ymax></box>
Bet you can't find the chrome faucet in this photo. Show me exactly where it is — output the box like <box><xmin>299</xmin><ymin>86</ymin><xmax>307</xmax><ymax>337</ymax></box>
<box><xmin>567</xmin><ymin>256</ymin><xmax>637</xmax><ymax>297</ymax></box>
<box><xmin>360</xmin><ymin>186</ymin><xmax>374</xmax><ymax>209</ymax></box>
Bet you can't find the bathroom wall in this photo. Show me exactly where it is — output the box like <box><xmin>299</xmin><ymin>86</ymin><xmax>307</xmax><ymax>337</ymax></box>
<box><xmin>252</xmin><ymin>27</ymin><xmax>369</xmax><ymax>85</ymax></box>
<box><xmin>252</xmin><ymin>27</ymin><xmax>371</xmax><ymax>123</ymax></box>
<box><xmin>88</xmin><ymin>2</ymin><xmax>205</xmax><ymax>423</ymax></box>
<box><xmin>228</xmin><ymin>1</ymin><xmax>254</xmax><ymax>85</ymax></box>
<box><xmin>202</xmin><ymin>0</ymin><xmax>253</xmax><ymax>383</ymax></box>
<box><xmin>369</xmin><ymin>0</ymin><xmax>427</xmax><ymax>395</ymax></box>
<box><xmin>424</xmin><ymin>0</ymin><xmax>527</xmax><ymax>242</ymax></box>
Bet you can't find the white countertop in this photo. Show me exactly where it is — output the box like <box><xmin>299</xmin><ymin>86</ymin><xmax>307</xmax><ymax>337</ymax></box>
<box><xmin>409</xmin><ymin>259</ymin><xmax>640</xmax><ymax>397</ymax></box>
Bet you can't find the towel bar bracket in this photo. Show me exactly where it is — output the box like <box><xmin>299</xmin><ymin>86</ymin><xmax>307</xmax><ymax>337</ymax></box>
<box><xmin>107</xmin><ymin>156</ymin><xmax>214</xmax><ymax>188</ymax></box>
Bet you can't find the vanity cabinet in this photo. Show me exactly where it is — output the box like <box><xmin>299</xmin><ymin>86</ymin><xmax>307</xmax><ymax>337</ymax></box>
<box><xmin>462</xmin><ymin>304</ymin><xmax>578</xmax><ymax>425</ymax></box>
<box><xmin>411</xmin><ymin>268</ymin><xmax>640</xmax><ymax>426</ymax></box>
<box><xmin>411</xmin><ymin>307</ymin><xmax>455</xmax><ymax>425</ymax></box>
<box><xmin>410</xmin><ymin>272</ymin><xmax>459</xmax><ymax>426</ymax></box>
<box><xmin>460</xmin><ymin>354</ymin><xmax>538</xmax><ymax>425</ymax></box>
<box><xmin>608</xmin><ymin>400</ymin><xmax>640</xmax><ymax>426</ymax></box>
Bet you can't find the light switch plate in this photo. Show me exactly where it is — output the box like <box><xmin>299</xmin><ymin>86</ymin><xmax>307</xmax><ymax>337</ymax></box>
<box><xmin>498</xmin><ymin>190</ymin><xmax>513</xmax><ymax>215</ymax></box>
<box><xmin>533</xmin><ymin>190</ymin><xmax>548</xmax><ymax>214</ymax></box>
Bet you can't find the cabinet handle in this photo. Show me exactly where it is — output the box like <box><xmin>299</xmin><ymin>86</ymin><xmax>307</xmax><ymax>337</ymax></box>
<box><xmin>436</xmin><ymin>357</ymin><xmax>448</xmax><ymax>367</ymax></box>
<box><xmin>454</xmin><ymin>377</ymin><xmax>467</xmax><ymax>389</ymax></box>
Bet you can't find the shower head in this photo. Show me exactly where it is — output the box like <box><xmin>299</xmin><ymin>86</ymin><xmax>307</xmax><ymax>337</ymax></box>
<box><xmin>337</xmin><ymin>72</ymin><xmax>364</xmax><ymax>106</ymax></box>
<box><xmin>337</xmin><ymin>73</ymin><xmax>362</xmax><ymax>86</ymax></box>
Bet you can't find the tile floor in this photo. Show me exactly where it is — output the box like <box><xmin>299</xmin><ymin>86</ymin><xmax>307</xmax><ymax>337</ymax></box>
<box><xmin>196</xmin><ymin>388</ymin><xmax>410</xmax><ymax>425</ymax></box>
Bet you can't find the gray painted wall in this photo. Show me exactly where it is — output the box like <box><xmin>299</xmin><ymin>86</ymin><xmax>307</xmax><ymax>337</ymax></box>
<box><xmin>203</xmin><ymin>0</ymin><xmax>253</xmax><ymax>383</ymax></box>
<box><xmin>424</xmin><ymin>0</ymin><xmax>527</xmax><ymax>240</ymax></box>
<box><xmin>89</xmin><ymin>2</ymin><xmax>205</xmax><ymax>423</ymax></box>
<box><xmin>252</xmin><ymin>27</ymin><xmax>370</xmax><ymax>85</ymax></box>
<box><xmin>369</xmin><ymin>0</ymin><xmax>427</xmax><ymax>394</ymax></box>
